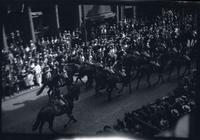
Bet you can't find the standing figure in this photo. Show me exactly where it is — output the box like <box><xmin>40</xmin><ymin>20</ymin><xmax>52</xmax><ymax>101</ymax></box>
<box><xmin>34</xmin><ymin>61</ymin><xmax>42</xmax><ymax>87</ymax></box>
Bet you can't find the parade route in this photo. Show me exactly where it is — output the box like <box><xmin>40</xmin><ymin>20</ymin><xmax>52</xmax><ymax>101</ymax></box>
<box><xmin>2</xmin><ymin>74</ymin><xmax>178</xmax><ymax>135</ymax></box>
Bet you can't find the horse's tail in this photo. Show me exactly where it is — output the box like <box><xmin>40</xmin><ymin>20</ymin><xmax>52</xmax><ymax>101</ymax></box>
<box><xmin>32</xmin><ymin>113</ymin><xmax>41</xmax><ymax>131</ymax></box>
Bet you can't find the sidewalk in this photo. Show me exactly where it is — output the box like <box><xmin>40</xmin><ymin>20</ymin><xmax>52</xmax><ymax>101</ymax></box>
<box><xmin>2</xmin><ymin>85</ymin><xmax>42</xmax><ymax>102</ymax></box>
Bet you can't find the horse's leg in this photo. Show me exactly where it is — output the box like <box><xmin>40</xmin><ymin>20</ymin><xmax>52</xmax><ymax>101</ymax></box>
<box><xmin>136</xmin><ymin>73</ymin><xmax>142</xmax><ymax>90</ymax></box>
<box><xmin>69</xmin><ymin>114</ymin><xmax>77</xmax><ymax>122</ymax></box>
<box><xmin>156</xmin><ymin>72</ymin><xmax>161</xmax><ymax>84</ymax></box>
<box><xmin>47</xmin><ymin>89</ymin><xmax>52</xmax><ymax>102</ymax></box>
<box><xmin>167</xmin><ymin>67</ymin><xmax>173</xmax><ymax>81</ymax></box>
<box><xmin>187</xmin><ymin>63</ymin><xmax>191</xmax><ymax>75</ymax></box>
<box><xmin>95</xmin><ymin>84</ymin><xmax>99</xmax><ymax>95</ymax></box>
<box><xmin>75</xmin><ymin>76</ymin><xmax>79</xmax><ymax>83</ymax></box>
<box><xmin>48</xmin><ymin>118</ymin><xmax>57</xmax><ymax>134</ymax></box>
<box><xmin>160</xmin><ymin>72</ymin><xmax>165</xmax><ymax>83</ymax></box>
<box><xmin>64</xmin><ymin>118</ymin><xmax>72</xmax><ymax>128</ymax></box>
<box><xmin>130</xmin><ymin>71</ymin><xmax>135</xmax><ymax>81</ymax></box>
<box><xmin>89</xmin><ymin>77</ymin><xmax>94</xmax><ymax>88</ymax></box>
<box><xmin>133</xmin><ymin>70</ymin><xmax>139</xmax><ymax>81</ymax></box>
<box><xmin>156</xmin><ymin>68</ymin><xmax>164</xmax><ymax>84</ymax></box>
<box><xmin>176</xmin><ymin>65</ymin><xmax>182</xmax><ymax>78</ymax></box>
<box><xmin>86</xmin><ymin>77</ymin><xmax>93</xmax><ymax>89</ymax></box>
<box><xmin>106</xmin><ymin>87</ymin><xmax>113</xmax><ymax>101</ymax></box>
<box><xmin>183</xmin><ymin>63</ymin><xmax>191</xmax><ymax>76</ymax></box>
<box><xmin>39</xmin><ymin>121</ymin><xmax>45</xmax><ymax>134</ymax></box>
<box><xmin>128</xmin><ymin>79</ymin><xmax>132</xmax><ymax>94</ymax></box>
<box><xmin>64</xmin><ymin>113</ymin><xmax>77</xmax><ymax>128</ymax></box>
<box><xmin>146</xmin><ymin>73</ymin><xmax>151</xmax><ymax>88</ymax></box>
<box><xmin>118</xmin><ymin>83</ymin><xmax>125</xmax><ymax>94</ymax></box>
<box><xmin>182</xmin><ymin>64</ymin><xmax>188</xmax><ymax>76</ymax></box>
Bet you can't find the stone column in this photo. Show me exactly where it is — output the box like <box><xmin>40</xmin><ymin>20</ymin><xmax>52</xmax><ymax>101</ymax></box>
<box><xmin>3</xmin><ymin>24</ymin><xmax>8</xmax><ymax>51</ymax></box>
<box><xmin>78</xmin><ymin>5</ymin><xmax>82</xmax><ymax>27</ymax></box>
<box><xmin>27</xmin><ymin>6</ymin><xmax>36</xmax><ymax>42</ymax></box>
<box><xmin>54</xmin><ymin>4</ymin><xmax>61</xmax><ymax>37</ymax></box>
<box><xmin>81</xmin><ymin>5</ymin><xmax>87</xmax><ymax>43</ymax></box>
<box><xmin>133</xmin><ymin>6</ymin><xmax>136</xmax><ymax>21</ymax></box>
<box><xmin>55</xmin><ymin>4</ymin><xmax>60</xmax><ymax>30</ymax></box>
<box><xmin>116</xmin><ymin>5</ymin><xmax>119</xmax><ymax>24</ymax></box>
<box><xmin>120</xmin><ymin>6</ymin><xmax>124</xmax><ymax>20</ymax></box>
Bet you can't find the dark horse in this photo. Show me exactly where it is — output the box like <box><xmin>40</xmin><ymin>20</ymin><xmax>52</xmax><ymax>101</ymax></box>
<box><xmin>32</xmin><ymin>83</ymin><xmax>81</xmax><ymax>133</ymax></box>
<box><xmin>166</xmin><ymin>48</ymin><xmax>192</xmax><ymax>80</ymax></box>
<box><xmin>75</xmin><ymin>62</ymin><xmax>96</xmax><ymax>88</ymax></box>
<box><xmin>63</xmin><ymin>63</ymin><xmax>81</xmax><ymax>84</ymax></box>
<box><xmin>135</xmin><ymin>59</ymin><xmax>161</xmax><ymax>89</ymax></box>
<box><xmin>122</xmin><ymin>52</ymin><xmax>148</xmax><ymax>93</ymax></box>
<box><xmin>94</xmin><ymin>65</ymin><xmax>127</xmax><ymax>101</ymax></box>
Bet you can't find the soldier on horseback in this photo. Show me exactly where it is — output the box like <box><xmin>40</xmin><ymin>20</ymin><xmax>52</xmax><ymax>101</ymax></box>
<box><xmin>51</xmin><ymin>87</ymin><xmax>74</xmax><ymax>116</ymax></box>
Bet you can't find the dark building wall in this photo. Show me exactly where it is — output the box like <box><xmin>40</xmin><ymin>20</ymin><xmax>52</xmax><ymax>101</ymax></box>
<box><xmin>59</xmin><ymin>4</ymin><xmax>79</xmax><ymax>32</ymax></box>
<box><xmin>136</xmin><ymin>5</ymin><xmax>162</xmax><ymax>19</ymax></box>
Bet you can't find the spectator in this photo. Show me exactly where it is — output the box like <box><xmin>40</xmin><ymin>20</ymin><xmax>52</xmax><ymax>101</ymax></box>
<box><xmin>34</xmin><ymin>61</ymin><xmax>42</xmax><ymax>87</ymax></box>
<box><xmin>24</xmin><ymin>69</ymin><xmax>35</xmax><ymax>89</ymax></box>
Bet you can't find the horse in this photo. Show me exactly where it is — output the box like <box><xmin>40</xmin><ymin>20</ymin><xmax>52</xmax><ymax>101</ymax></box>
<box><xmin>156</xmin><ymin>51</ymin><xmax>171</xmax><ymax>83</ymax></box>
<box><xmin>165</xmin><ymin>48</ymin><xmax>181</xmax><ymax>80</ymax></box>
<box><xmin>32</xmin><ymin>82</ymin><xmax>81</xmax><ymax>134</ymax></box>
<box><xmin>94</xmin><ymin>66</ymin><xmax>127</xmax><ymax>101</ymax></box>
<box><xmin>178</xmin><ymin>54</ymin><xmax>192</xmax><ymax>76</ymax></box>
<box><xmin>121</xmin><ymin>53</ymin><xmax>137</xmax><ymax>94</ymax></box>
<box><xmin>135</xmin><ymin>59</ymin><xmax>159</xmax><ymax>89</ymax></box>
<box><xmin>122</xmin><ymin>52</ymin><xmax>151</xmax><ymax>91</ymax></box>
<box><xmin>166</xmin><ymin>49</ymin><xmax>191</xmax><ymax>80</ymax></box>
<box><xmin>75</xmin><ymin>62</ymin><xmax>96</xmax><ymax>88</ymax></box>
<box><xmin>63</xmin><ymin>63</ymin><xmax>81</xmax><ymax>84</ymax></box>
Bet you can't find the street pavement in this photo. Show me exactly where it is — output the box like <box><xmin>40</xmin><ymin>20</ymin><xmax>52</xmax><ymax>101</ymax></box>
<box><xmin>2</xmin><ymin>74</ymin><xmax>178</xmax><ymax>135</ymax></box>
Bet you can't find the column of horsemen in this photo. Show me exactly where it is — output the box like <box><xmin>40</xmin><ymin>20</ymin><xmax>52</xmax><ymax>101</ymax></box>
<box><xmin>32</xmin><ymin>10</ymin><xmax>199</xmax><ymax>133</ymax></box>
<box><xmin>38</xmin><ymin>10</ymin><xmax>198</xmax><ymax>101</ymax></box>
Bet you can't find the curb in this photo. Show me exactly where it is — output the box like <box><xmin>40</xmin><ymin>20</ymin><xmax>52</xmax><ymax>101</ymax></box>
<box><xmin>2</xmin><ymin>86</ymin><xmax>42</xmax><ymax>102</ymax></box>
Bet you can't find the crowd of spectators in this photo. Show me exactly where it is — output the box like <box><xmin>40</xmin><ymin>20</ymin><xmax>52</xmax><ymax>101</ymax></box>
<box><xmin>97</xmin><ymin>70</ymin><xmax>198</xmax><ymax>137</ymax></box>
<box><xmin>2</xmin><ymin>9</ymin><xmax>197</xmax><ymax>99</ymax></box>
<box><xmin>2</xmin><ymin>29</ymin><xmax>83</xmax><ymax>98</ymax></box>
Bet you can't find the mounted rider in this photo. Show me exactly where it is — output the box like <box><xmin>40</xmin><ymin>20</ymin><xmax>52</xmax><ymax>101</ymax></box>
<box><xmin>51</xmin><ymin>88</ymin><xmax>71</xmax><ymax>113</ymax></box>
